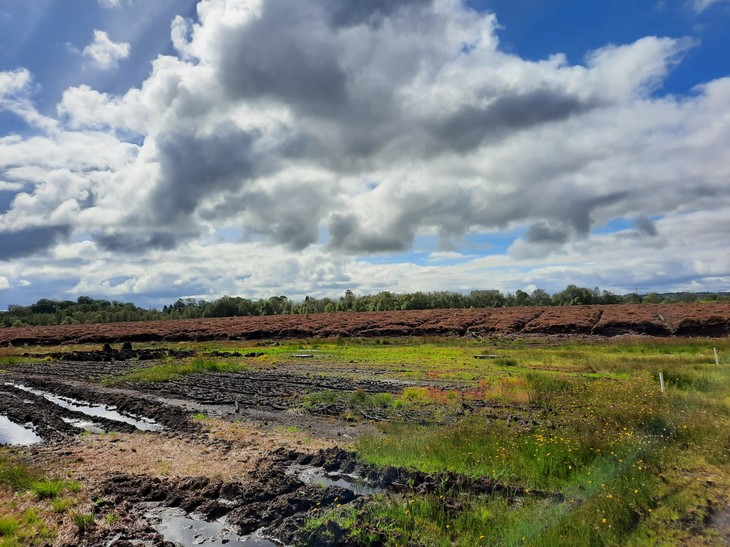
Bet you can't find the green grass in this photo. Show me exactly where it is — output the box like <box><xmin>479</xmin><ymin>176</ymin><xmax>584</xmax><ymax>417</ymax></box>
<box><xmin>0</xmin><ymin>451</ymin><xmax>82</xmax><ymax>544</ymax></box>
<box><xmin>303</xmin><ymin>338</ymin><xmax>730</xmax><ymax>545</ymax></box>
<box><xmin>0</xmin><ymin>453</ymin><xmax>41</xmax><ymax>491</ymax></box>
<box><xmin>71</xmin><ymin>513</ymin><xmax>94</xmax><ymax>533</ymax></box>
<box><xmin>29</xmin><ymin>480</ymin><xmax>65</xmax><ymax>500</ymax></box>
<box><xmin>0</xmin><ymin>517</ymin><xmax>19</xmax><ymax>537</ymax></box>
<box><xmin>107</xmin><ymin>356</ymin><xmax>248</xmax><ymax>384</ymax></box>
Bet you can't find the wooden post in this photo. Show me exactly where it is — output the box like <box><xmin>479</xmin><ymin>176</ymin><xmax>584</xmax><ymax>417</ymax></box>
<box><xmin>714</xmin><ymin>347</ymin><xmax>720</xmax><ymax>365</ymax></box>
<box><xmin>659</xmin><ymin>372</ymin><xmax>665</xmax><ymax>396</ymax></box>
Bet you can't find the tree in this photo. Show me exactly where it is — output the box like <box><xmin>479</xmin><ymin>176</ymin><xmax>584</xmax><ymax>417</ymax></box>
<box><xmin>530</xmin><ymin>288</ymin><xmax>551</xmax><ymax>306</ymax></box>
<box><xmin>514</xmin><ymin>290</ymin><xmax>531</xmax><ymax>307</ymax></box>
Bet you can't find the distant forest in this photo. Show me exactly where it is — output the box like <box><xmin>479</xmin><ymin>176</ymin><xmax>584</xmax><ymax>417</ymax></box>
<box><xmin>1</xmin><ymin>287</ymin><xmax>728</xmax><ymax>328</ymax></box>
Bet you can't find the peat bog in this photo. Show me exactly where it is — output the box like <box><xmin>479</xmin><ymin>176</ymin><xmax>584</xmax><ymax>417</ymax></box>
<box><xmin>0</xmin><ymin>304</ymin><xmax>729</xmax><ymax>545</ymax></box>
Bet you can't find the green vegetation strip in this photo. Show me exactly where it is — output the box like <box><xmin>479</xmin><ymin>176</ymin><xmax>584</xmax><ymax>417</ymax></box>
<box><xmin>107</xmin><ymin>356</ymin><xmax>247</xmax><ymax>384</ymax></box>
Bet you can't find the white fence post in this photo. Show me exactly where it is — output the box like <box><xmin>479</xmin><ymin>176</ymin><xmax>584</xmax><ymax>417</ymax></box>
<box><xmin>714</xmin><ymin>347</ymin><xmax>720</xmax><ymax>365</ymax></box>
<box><xmin>659</xmin><ymin>372</ymin><xmax>665</xmax><ymax>396</ymax></box>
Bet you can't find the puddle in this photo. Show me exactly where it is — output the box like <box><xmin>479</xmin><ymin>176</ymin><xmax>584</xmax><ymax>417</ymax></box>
<box><xmin>287</xmin><ymin>465</ymin><xmax>381</xmax><ymax>496</ymax></box>
<box><xmin>6</xmin><ymin>383</ymin><xmax>163</xmax><ymax>432</ymax></box>
<box><xmin>146</xmin><ymin>506</ymin><xmax>279</xmax><ymax>546</ymax></box>
<box><xmin>61</xmin><ymin>417</ymin><xmax>106</xmax><ymax>434</ymax></box>
<box><xmin>0</xmin><ymin>415</ymin><xmax>42</xmax><ymax>445</ymax></box>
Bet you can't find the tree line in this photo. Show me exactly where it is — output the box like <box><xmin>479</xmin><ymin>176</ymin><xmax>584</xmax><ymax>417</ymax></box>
<box><xmin>1</xmin><ymin>287</ymin><xmax>727</xmax><ymax>328</ymax></box>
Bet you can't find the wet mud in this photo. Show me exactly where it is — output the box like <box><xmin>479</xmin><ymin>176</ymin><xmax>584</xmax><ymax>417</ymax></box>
<box><xmin>129</xmin><ymin>369</ymin><xmax>404</xmax><ymax>407</ymax></box>
<box><xmin>80</xmin><ymin>446</ymin><xmax>553</xmax><ymax>547</ymax></box>
<box><xmin>0</xmin><ymin>375</ymin><xmax>194</xmax><ymax>437</ymax></box>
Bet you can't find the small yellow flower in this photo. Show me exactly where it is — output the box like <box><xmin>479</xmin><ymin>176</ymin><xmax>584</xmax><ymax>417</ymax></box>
<box><xmin>602</xmin><ymin>518</ymin><xmax>607</xmax><ymax>524</ymax></box>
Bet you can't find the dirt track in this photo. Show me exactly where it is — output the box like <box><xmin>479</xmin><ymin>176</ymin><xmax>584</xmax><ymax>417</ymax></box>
<box><xmin>2</xmin><ymin>303</ymin><xmax>729</xmax><ymax>346</ymax></box>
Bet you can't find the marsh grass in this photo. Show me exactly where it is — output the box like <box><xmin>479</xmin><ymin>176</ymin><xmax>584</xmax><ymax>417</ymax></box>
<box><xmin>305</xmin><ymin>338</ymin><xmax>730</xmax><ymax>545</ymax></box>
<box><xmin>107</xmin><ymin>356</ymin><xmax>247</xmax><ymax>384</ymax></box>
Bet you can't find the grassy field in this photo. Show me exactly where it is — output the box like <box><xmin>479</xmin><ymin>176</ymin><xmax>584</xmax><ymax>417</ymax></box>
<box><xmin>291</xmin><ymin>337</ymin><xmax>730</xmax><ymax>546</ymax></box>
<box><xmin>2</xmin><ymin>336</ymin><xmax>729</xmax><ymax>544</ymax></box>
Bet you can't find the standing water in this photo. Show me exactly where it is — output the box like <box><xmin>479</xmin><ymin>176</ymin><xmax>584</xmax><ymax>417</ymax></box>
<box><xmin>0</xmin><ymin>415</ymin><xmax>42</xmax><ymax>445</ymax></box>
<box><xmin>147</xmin><ymin>506</ymin><xmax>280</xmax><ymax>546</ymax></box>
<box><xmin>7</xmin><ymin>383</ymin><xmax>163</xmax><ymax>431</ymax></box>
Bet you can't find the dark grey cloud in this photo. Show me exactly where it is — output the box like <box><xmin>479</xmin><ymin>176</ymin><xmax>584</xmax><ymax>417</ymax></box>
<box><xmin>94</xmin><ymin>230</ymin><xmax>189</xmax><ymax>253</ymax></box>
<box><xmin>217</xmin><ymin>1</ymin><xmax>348</xmax><ymax>117</ymax></box>
<box><xmin>525</xmin><ymin>221</ymin><xmax>570</xmax><ymax>244</ymax></box>
<box><xmin>152</xmin><ymin>125</ymin><xmax>260</xmax><ymax>222</ymax></box>
<box><xmin>0</xmin><ymin>225</ymin><xmax>71</xmax><ymax>260</ymax></box>
<box><xmin>326</xmin><ymin>182</ymin><xmax>633</xmax><ymax>254</ymax></box>
<box><xmin>325</xmin><ymin>0</ymin><xmax>430</xmax><ymax>28</ymax></box>
<box><xmin>635</xmin><ymin>216</ymin><xmax>659</xmax><ymax>237</ymax></box>
<box><xmin>329</xmin><ymin>212</ymin><xmax>414</xmax><ymax>253</ymax></box>
<box><xmin>430</xmin><ymin>90</ymin><xmax>598</xmax><ymax>154</ymax></box>
<box><xmin>201</xmin><ymin>181</ymin><xmax>333</xmax><ymax>251</ymax></box>
<box><xmin>95</xmin><ymin>125</ymin><xmax>264</xmax><ymax>253</ymax></box>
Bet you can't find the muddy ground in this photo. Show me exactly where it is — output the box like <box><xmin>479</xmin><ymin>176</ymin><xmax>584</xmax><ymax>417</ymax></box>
<box><xmin>1</xmin><ymin>346</ymin><xmax>549</xmax><ymax>546</ymax></box>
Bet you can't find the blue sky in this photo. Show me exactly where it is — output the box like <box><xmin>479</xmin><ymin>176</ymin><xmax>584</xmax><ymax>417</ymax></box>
<box><xmin>472</xmin><ymin>0</ymin><xmax>730</xmax><ymax>94</ymax></box>
<box><xmin>0</xmin><ymin>1</ymin><xmax>198</xmax><ymax>115</ymax></box>
<box><xmin>1</xmin><ymin>0</ymin><xmax>729</xmax><ymax>308</ymax></box>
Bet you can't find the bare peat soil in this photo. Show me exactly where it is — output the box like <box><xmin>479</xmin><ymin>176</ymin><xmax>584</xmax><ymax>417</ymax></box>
<box><xmin>2</xmin><ymin>303</ymin><xmax>729</xmax><ymax>346</ymax></box>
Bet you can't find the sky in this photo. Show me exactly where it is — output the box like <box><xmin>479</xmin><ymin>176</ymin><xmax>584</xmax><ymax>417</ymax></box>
<box><xmin>1</xmin><ymin>0</ymin><xmax>729</xmax><ymax>309</ymax></box>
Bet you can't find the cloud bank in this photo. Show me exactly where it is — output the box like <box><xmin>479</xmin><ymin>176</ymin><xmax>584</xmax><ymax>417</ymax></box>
<box><xmin>1</xmin><ymin>0</ymin><xmax>729</xmax><ymax>303</ymax></box>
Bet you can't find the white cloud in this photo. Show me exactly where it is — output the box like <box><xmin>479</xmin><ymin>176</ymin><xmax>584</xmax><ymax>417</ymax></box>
<box><xmin>0</xmin><ymin>181</ymin><xmax>24</xmax><ymax>191</ymax></box>
<box><xmin>0</xmin><ymin>69</ymin><xmax>32</xmax><ymax>97</ymax></box>
<box><xmin>0</xmin><ymin>69</ymin><xmax>57</xmax><ymax>132</ymax></box>
<box><xmin>98</xmin><ymin>0</ymin><xmax>125</xmax><ymax>8</ymax></box>
<box><xmin>693</xmin><ymin>0</ymin><xmax>730</xmax><ymax>12</ymax></box>
<box><xmin>82</xmin><ymin>30</ymin><xmax>130</xmax><ymax>70</ymax></box>
<box><xmin>1</xmin><ymin>0</ymin><xmax>729</xmax><ymax>302</ymax></box>
<box><xmin>0</xmin><ymin>277</ymin><xmax>10</xmax><ymax>290</ymax></box>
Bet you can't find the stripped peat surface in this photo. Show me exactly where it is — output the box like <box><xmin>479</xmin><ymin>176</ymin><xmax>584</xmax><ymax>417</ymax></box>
<box><xmin>1</xmin><ymin>303</ymin><xmax>729</xmax><ymax>346</ymax></box>
<box><xmin>0</xmin><ymin>312</ymin><xmax>728</xmax><ymax>545</ymax></box>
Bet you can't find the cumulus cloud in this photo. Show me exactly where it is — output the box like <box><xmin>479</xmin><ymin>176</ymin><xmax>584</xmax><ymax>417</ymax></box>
<box><xmin>1</xmin><ymin>0</ymin><xmax>729</xmax><ymax>300</ymax></box>
<box><xmin>0</xmin><ymin>277</ymin><xmax>9</xmax><ymax>290</ymax></box>
<box><xmin>82</xmin><ymin>30</ymin><xmax>130</xmax><ymax>70</ymax></box>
